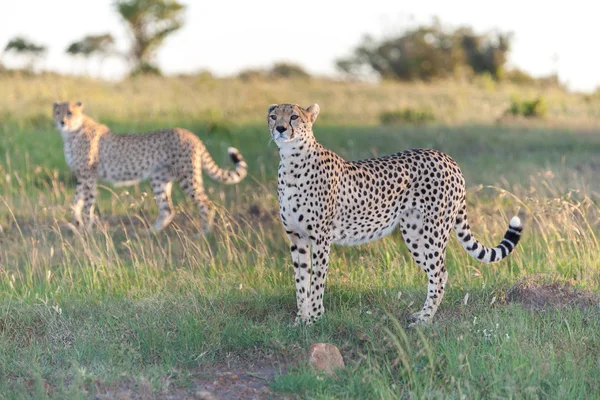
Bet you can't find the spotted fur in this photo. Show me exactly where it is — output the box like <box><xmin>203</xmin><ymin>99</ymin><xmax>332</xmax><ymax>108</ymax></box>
<box><xmin>53</xmin><ymin>101</ymin><xmax>247</xmax><ymax>233</ymax></box>
<box><xmin>268</xmin><ymin>103</ymin><xmax>523</xmax><ymax>326</ymax></box>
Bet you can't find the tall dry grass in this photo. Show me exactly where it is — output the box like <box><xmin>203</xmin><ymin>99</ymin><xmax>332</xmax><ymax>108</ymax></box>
<box><xmin>1</xmin><ymin>74</ymin><xmax>600</xmax><ymax>127</ymax></box>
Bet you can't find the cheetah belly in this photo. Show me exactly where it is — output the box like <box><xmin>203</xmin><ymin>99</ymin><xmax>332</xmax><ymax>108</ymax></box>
<box><xmin>331</xmin><ymin>195</ymin><xmax>402</xmax><ymax>246</ymax></box>
<box><xmin>332</xmin><ymin>211</ymin><xmax>401</xmax><ymax>246</ymax></box>
<box><xmin>97</xmin><ymin>141</ymin><xmax>159</xmax><ymax>186</ymax></box>
<box><xmin>97</xmin><ymin>162</ymin><xmax>151</xmax><ymax>187</ymax></box>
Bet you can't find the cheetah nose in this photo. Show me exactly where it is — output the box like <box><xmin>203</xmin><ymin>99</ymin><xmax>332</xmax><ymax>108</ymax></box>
<box><xmin>276</xmin><ymin>125</ymin><xmax>286</xmax><ymax>133</ymax></box>
<box><xmin>60</xmin><ymin>121</ymin><xmax>65</xmax><ymax>127</ymax></box>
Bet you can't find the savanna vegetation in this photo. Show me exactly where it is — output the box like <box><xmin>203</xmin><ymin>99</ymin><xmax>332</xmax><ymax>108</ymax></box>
<box><xmin>0</xmin><ymin>73</ymin><xmax>599</xmax><ymax>398</ymax></box>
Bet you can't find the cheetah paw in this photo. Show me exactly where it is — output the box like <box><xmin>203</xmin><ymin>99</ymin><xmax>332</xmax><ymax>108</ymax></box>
<box><xmin>407</xmin><ymin>311</ymin><xmax>432</xmax><ymax>328</ymax></box>
<box><xmin>69</xmin><ymin>221</ymin><xmax>95</xmax><ymax>234</ymax></box>
<box><xmin>293</xmin><ymin>314</ymin><xmax>313</xmax><ymax>327</ymax></box>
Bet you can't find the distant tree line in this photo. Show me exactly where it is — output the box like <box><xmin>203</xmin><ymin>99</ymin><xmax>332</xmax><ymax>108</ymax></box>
<box><xmin>0</xmin><ymin>11</ymin><xmax>560</xmax><ymax>87</ymax></box>
<box><xmin>0</xmin><ymin>36</ymin><xmax>47</xmax><ymax>72</ymax></box>
<box><xmin>336</xmin><ymin>19</ymin><xmax>535</xmax><ymax>83</ymax></box>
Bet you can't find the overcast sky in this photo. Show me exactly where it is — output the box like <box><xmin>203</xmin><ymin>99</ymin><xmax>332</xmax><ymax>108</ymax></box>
<box><xmin>1</xmin><ymin>0</ymin><xmax>599</xmax><ymax>91</ymax></box>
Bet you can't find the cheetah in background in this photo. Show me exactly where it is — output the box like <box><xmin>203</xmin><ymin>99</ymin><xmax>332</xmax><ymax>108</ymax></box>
<box><xmin>53</xmin><ymin>101</ymin><xmax>247</xmax><ymax>233</ymax></box>
<box><xmin>268</xmin><ymin>103</ymin><xmax>523</xmax><ymax>327</ymax></box>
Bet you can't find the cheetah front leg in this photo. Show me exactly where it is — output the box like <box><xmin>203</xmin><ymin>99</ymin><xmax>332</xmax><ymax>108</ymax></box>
<box><xmin>288</xmin><ymin>234</ymin><xmax>312</xmax><ymax>326</ymax></box>
<box><xmin>306</xmin><ymin>236</ymin><xmax>332</xmax><ymax>325</ymax></box>
<box><xmin>72</xmin><ymin>182</ymin><xmax>85</xmax><ymax>229</ymax></box>
<box><xmin>149</xmin><ymin>168</ymin><xmax>175</xmax><ymax>233</ymax></box>
<box><xmin>72</xmin><ymin>177</ymin><xmax>97</xmax><ymax>231</ymax></box>
<box><xmin>82</xmin><ymin>179</ymin><xmax>97</xmax><ymax>229</ymax></box>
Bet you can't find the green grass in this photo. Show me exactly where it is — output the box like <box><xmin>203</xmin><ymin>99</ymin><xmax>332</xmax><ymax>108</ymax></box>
<box><xmin>1</xmin><ymin>77</ymin><xmax>600</xmax><ymax>398</ymax></box>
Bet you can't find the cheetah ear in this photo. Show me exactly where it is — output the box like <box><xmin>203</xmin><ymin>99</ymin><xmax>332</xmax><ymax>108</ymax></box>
<box><xmin>268</xmin><ymin>104</ymin><xmax>277</xmax><ymax>114</ymax></box>
<box><xmin>306</xmin><ymin>103</ymin><xmax>320</xmax><ymax>123</ymax></box>
<box><xmin>53</xmin><ymin>101</ymin><xmax>59</xmax><ymax>110</ymax></box>
<box><xmin>74</xmin><ymin>101</ymin><xmax>84</xmax><ymax>109</ymax></box>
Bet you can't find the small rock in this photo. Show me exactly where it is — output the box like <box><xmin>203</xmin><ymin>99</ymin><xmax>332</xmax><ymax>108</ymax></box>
<box><xmin>194</xmin><ymin>390</ymin><xmax>218</xmax><ymax>400</ymax></box>
<box><xmin>249</xmin><ymin>204</ymin><xmax>262</xmax><ymax>217</ymax></box>
<box><xmin>309</xmin><ymin>343</ymin><xmax>345</xmax><ymax>375</ymax></box>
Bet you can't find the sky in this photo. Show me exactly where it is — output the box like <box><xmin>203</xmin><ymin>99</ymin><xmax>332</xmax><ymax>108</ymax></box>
<box><xmin>1</xmin><ymin>0</ymin><xmax>599</xmax><ymax>92</ymax></box>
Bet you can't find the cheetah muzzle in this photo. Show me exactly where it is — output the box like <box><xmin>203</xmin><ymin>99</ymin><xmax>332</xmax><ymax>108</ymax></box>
<box><xmin>267</xmin><ymin>103</ymin><xmax>523</xmax><ymax>327</ymax></box>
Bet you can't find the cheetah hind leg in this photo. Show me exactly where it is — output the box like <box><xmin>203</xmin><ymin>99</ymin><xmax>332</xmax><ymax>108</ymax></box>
<box><xmin>149</xmin><ymin>171</ymin><xmax>175</xmax><ymax>234</ymax></box>
<box><xmin>71</xmin><ymin>178</ymin><xmax>97</xmax><ymax>233</ymax></box>
<box><xmin>399</xmin><ymin>208</ymin><xmax>448</xmax><ymax>327</ymax></box>
<box><xmin>179</xmin><ymin>173</ymin><xmax>214</xmax><ymax>234</ymax></box>
<box><xmin>407</xmin><ymin>263</ymin><xmax>448</xmax><ymax>328</ymax></box>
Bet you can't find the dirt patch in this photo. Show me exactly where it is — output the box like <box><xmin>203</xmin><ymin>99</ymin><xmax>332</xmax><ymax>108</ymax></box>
<box><xmin>181</xmin><ymin>361</ymin><xmax>288</xmax><ymax>400</ymax></box>
<box><xmin>233</xmin><ymin>203</ymin><xmax>279</xmax><ymax>228</ymax></box>
<box><xmin>575</xmin><ymin>160</ymin><xmax>600</xmax><ymax>173</ymax></box>
<box><xmin>506</xmin><ymin>275</ymin><xmax>600</xmax><ymax>311</ymax></box>
<box><xmin>93</xmin><ymin>360</ymin><xmax>292</xmax><ymax>400</ymax></box>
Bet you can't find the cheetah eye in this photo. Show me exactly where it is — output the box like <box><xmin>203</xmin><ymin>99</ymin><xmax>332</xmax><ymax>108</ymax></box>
<box><xmin>67</xmin><ymin>111</ymin><xmax>72</xmax><ymax>117</ymax></box>
<box><xmin>270</xmin><ymin>115</ymin><xmax>277</xmax><ymax>121</ymax></box>
<box><xmin>290</xmin><ymin>115</ymin><xmax>299</xmax><ymax>121</ymax></box>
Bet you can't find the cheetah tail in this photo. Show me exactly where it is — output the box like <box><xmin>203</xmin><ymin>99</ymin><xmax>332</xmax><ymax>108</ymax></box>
<box><xmin>201</xmin><ymin>147</ymin><xmax>248</xmax><ymax>184</ymax></box>
<box><xmin>454</xmin><ymin>205</ymin><xmax>523</xmax><ymax>263</ymax></box>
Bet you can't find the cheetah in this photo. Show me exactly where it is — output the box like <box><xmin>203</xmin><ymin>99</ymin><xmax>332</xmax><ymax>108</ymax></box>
<box><xmin>53</xmin><ymin>101</ymin><xmax>247</xmax><ymax>233</ymax></box>
<box><xmin>267</xmin><ymin>103</ymin><xmax>523</xmax><ymax>327</ymax></box>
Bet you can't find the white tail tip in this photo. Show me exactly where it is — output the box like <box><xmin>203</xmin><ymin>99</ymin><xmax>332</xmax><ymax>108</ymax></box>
<box><xmin>227</xmin><ymin>147</ymin><xmax>238</xmax><ymax>155</ymax></box>
<box><xmin>509</xmin><ymin>216</ymin><xmax>522</xmax><ymax>228</ymax></box>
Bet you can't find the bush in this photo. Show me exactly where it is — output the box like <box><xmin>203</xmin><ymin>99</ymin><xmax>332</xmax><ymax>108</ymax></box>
<box><xmin>269</xmin><ymin>62</ymin><xmax>310</xmax><ymax>79</ymax></box>
<box><xmin>237</xmin><ymin>62</ymin><xmax>310</xmax><ymax>81</ymax></box>
<box><xmin>379</xmin><ymin>108</ymin><xmax>435</xmax><ymax>125</ymax></box>
<box><xmin>508</xmin><ymin>96</ymin><xmax>547</xmax><ymax>118</ymax></box>
<box><xmin>130</xmin><ymin>62</ymin><xmax>162</xmax><ymax>77</ymax></box>
<box><xmin>237</xmin><ymin>68</ymin><xmax>267</xmax><ymax>82</ymax></box>
<box><xmin>503</xmin><ymin>69</ymin><xmax>562</xmax><ymax>89</ymax></box>
<box><xmin>473</xmin><ymin>71</ymin><xmax>496</xmax><ymax>91</ymax></box>
<box><xmin>503</xmin><ymin>68</ymin><xmax>537</xmax><ymax>85</ymax></box>
<box><xmin>176</xmin><ymin>69</ymin><xmax>214</xmax><ymax>81</ymax></box>
<box><xmin>336</xmin><ymin>19</ymin><xmax>512</xmax><ymax>82</ymax></box>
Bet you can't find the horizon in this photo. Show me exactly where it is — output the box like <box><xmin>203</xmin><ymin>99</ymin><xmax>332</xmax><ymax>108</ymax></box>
<box><xmin>1</xmin><ymin>0</ymin><xmax>598</xmax><ymax>92</ymax></box>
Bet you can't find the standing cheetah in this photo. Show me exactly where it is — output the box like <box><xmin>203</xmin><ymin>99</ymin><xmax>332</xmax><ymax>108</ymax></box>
<box><xmin>53</xmin><ymin>101</ymin><xmax>247</xmax><ymax>233</ymax></box>
<box><xmin>268</xmin><ymin>103</ymin><xmax>523</xmax><ymax>327</ymax></box>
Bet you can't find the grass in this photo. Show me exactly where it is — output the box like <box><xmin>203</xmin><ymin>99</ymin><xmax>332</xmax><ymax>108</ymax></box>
<box><xmin>2</xmin><ymin>73</ymin><xmax>600</xmax><ymax>127</ymax></box>
<box><xmin>0</xmin><ymin>76</ymin><xmax>599</xmax><ymax>398</ymax></box>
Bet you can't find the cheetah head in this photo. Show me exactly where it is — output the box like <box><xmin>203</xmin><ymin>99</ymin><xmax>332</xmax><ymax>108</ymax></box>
<box><xmin>53</xmin><ymin>101</ymin><xmax>85</xmax><ymax>132</ymax></box>
<box><xmin>267</xmin><ymin>103</ymin><xmax>320</xmax><ymax>146</ymax></box>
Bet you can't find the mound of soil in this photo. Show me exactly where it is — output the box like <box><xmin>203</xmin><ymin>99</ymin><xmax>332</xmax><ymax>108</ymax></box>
<box><xmin>506</xmin><ymin>276</ymin><xmax>599</xmax><ymax>311</ymax></box>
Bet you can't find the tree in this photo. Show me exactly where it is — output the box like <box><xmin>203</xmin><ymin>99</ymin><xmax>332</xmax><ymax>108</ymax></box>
<box><xmin>457</xmin><ymin>27</ymin><xmax>512</xmax><ymax>79</ymax></box>
<box><xmin>66</xmin><ymin>34</ymin><xmax>115</xmax><ymax>58</ymax></box>
<box><xmin>3</xmin><ymin>36</ymin><xmax>47</xmax><ymax>72</ymax></box>
<box><xmin>336</xmin><ymin>20</ymin><xmax>512</xmax><ymax>82</ymax></box>
<box><xmin>114</xmin><ymin>0</ymin><xmax>186</xmax><ymax>76</ymax></box>
<box><xmin>66</xmin><ymin>34</ymin><xmax>116</xmax><ymax>75</ymax></box>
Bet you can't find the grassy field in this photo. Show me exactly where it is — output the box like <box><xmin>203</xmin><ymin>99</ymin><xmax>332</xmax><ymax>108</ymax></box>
<box><xmin>1</xmin><ymin>76</ymin><xmax>600</xmax><ymax>399</ymax></box>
